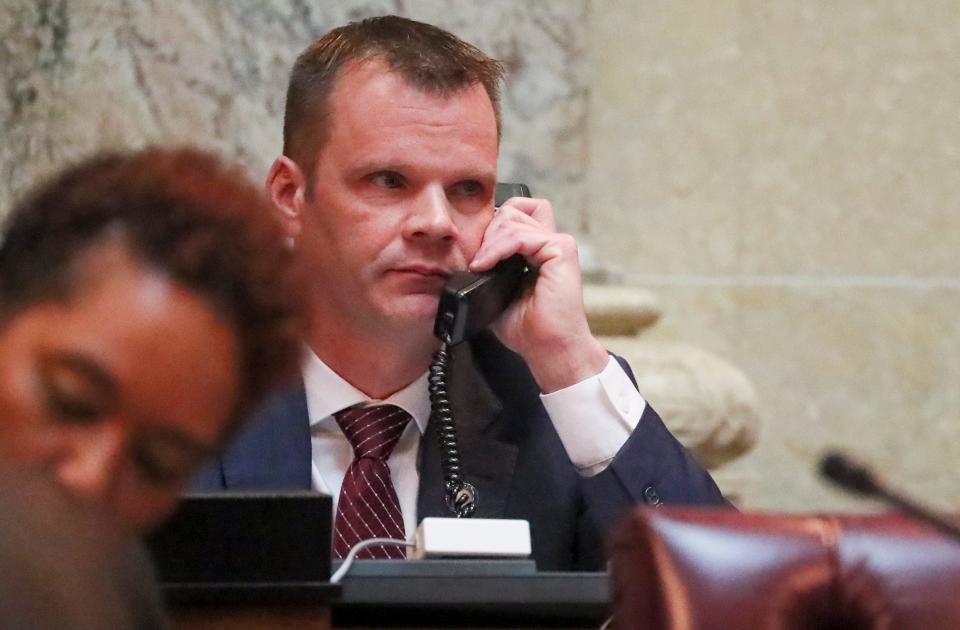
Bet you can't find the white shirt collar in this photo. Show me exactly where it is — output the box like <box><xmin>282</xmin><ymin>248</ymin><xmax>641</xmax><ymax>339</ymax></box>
<box><xmin>301</xmin><ymin>346</ymin><xmax>430</xmax><ymax>434</ymax></box>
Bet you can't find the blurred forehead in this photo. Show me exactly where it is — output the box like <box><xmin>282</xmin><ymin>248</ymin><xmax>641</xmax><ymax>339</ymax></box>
<box><xmin>26</xmin><ymin>240</ymin><xmax>237</xmax><ymax>426</ymax></box>
<box><xmin>68</xmin><ymin>235</ymin><xmax>154</xmax><ymax>293</ymax></box>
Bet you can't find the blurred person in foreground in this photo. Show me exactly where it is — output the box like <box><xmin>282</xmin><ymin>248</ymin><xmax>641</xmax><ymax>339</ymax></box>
<box><xmin>0</xmin><ymin>147</ymin><xmax>303</xmax><ymax>531</ymax></box>
<box><xmin>0</xmin><ymin>465</ymin><xmax>163</xmax><ymax>629</ymax></box>
<box><xmin>0</xmin><ymin>147</ymin><xmax>303</xmax><ymax>628</ymax></box>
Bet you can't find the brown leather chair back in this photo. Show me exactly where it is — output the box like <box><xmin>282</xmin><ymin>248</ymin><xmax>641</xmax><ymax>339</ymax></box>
<box><xmin>610</xmin><ymin>508</ymin><xmax>960</xmax><ymax>630</ymax></box>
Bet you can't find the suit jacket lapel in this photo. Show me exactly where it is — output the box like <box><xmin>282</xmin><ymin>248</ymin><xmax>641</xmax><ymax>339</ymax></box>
<box><xmin>220</xmin><ymin>387</ymin><xmax>313</xmax><ymax>489</ymax></box>
<box><xmin>418</xmin><ymin>341</ymin><xmax>519</xmax><ymax>520</ymax></box>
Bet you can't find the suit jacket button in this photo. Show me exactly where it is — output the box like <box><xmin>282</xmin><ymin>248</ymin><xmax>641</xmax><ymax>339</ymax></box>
<box><xmin>643</xmin><ymin>486</ymin><xmax>663</xmax><ymax>507</ymax></box>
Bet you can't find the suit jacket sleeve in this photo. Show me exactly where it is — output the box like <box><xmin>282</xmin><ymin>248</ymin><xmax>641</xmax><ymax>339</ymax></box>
<box><xmin>577</xmin><ymin>355</ymin><xmax>728</xmax><ymax>536</ymax></box>
<box><xmin>458</xmin><ymin>334</ymin><xmax>727</xmax><ymax>570</ymax></box>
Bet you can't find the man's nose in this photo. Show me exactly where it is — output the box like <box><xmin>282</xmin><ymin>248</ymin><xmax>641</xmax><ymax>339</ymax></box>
<box><xmin>403</xmin><ymin>186</ymin><xmax>458</xmax><ymax>242</ymax></box>
<box><xmin>55</xmin><ymin>422</ymin><xmax>125</xmax><ymax>505</ymax></box>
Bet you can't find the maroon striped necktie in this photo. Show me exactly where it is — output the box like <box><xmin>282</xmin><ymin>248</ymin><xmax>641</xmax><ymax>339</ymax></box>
<box><xmin>333</xmin><ymin>404</ymin><xmax>411</xmax><ymax>559</ymax></box>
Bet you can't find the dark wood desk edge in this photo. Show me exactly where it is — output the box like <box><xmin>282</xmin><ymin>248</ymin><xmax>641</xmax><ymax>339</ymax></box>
<box><xmin>162</xmin><ymin>582</ymin><xmax>341</xmax><ymax>606</ymax></box>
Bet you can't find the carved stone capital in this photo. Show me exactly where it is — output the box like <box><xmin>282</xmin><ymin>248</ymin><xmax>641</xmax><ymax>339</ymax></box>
<box><xmin>584</xmin><ymin>285</ymin><xmax>662</xmax><ymax>336</ymax></box>
<box><xmin>600</xmin><ymin>337</ymin><xmax>761</xmax><ymax>469</ymax></box>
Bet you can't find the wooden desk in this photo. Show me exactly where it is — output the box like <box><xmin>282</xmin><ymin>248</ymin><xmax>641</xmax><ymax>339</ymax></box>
<box><xmin>171</xmin><ymin>605</ymin><xmax>330</xmax><ymax>630</ymax></box>
<box><xmin>164</xmin><ymin>583</ymin><xmax>339</xmax><ymax>630</ymax></box>
<box><xmin>163</xmin><ymin>562</ymin><xmax>609</xmax><ymax>629</ymax></box>
<box><xmin>334</xmin><ymin>561</ymin><xmax>607</xmax><ymax>628</ymax></box>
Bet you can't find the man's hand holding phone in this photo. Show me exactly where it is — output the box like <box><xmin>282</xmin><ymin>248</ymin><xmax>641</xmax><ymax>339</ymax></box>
<box><xmin>469</xmin><ymin>196</ymin><xmax>608</xmax><ymax>394</ymax></box>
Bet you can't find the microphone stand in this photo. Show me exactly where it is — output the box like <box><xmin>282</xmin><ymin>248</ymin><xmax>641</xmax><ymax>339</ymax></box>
<box><xmin>819</xmin><ymin>451</ymin><xmax>960</xmax><ymax>543</ymax></box>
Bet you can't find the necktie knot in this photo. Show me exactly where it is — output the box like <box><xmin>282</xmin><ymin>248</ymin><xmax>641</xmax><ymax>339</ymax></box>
<box><xmin>334</xmin><ymin>404</ymin><xmax>410</xmax><ymax>461</ymax></box>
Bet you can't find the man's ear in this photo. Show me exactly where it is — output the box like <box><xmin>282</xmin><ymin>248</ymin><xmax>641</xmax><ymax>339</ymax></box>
<box><xmin>266</xmin><ymin>156</ymin><xmax>307</xmax><ymax>239</ymax></box>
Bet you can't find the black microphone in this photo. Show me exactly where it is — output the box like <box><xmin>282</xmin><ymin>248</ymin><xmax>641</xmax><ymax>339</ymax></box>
<box><xmin>819</xmin><ymin>452</ymin><xmax>881</xmax><ymax>495</ymax></box>
<box><xmin>819</xmin><ymin>450</ymin><xmax>960</xmax><ymax>543</ymax></box>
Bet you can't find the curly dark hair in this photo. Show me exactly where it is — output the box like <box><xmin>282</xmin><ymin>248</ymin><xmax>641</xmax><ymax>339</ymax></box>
<box><xmin>0</xmin><ymin>147</ymin><xmax>304</xmax><ymax>425</ymax></box>
<box><xmin>283</xmin><ymin>15</ymin><xmax>504</xmax><ymax>187</ymax></box>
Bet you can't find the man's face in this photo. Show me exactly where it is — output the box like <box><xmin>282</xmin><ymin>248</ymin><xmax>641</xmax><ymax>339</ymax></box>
<box><xmin>0</xmin><ymin>242</ymin><xmax>239</xmax><ymax>532</ymax></box>
<box><xmin>295</xmin><ymin>60</ymin><xmax>499</xmax><ymax>341</ymax></box>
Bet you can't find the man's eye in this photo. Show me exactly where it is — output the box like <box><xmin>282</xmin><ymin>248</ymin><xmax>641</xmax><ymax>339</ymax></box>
<box><xmin>370</xmin><ymin>171</ymin><xmax>405</xmax><ymax>189</ymax></box>
<box><xmin>451</xmin><ymin>181</ymin><xmax>483</xmax><ymax>197</ymax></box>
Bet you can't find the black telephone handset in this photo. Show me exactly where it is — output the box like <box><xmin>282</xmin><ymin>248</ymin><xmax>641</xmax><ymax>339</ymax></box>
<box><xmin>429</xmin><ymin>183</ymin><xmax>533</xmax><ymax>518</ymax></box>
<box><xmin>433</xmin><ymin>183</ymin><xmax>532</xmax><ymax>346</ymax></box>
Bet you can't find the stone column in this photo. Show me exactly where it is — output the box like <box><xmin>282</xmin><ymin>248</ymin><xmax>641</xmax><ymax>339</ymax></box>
<box><xmin>585</xmin><ymin>284</ymin><xmax>761</xmax><ymax>502</ymax></box>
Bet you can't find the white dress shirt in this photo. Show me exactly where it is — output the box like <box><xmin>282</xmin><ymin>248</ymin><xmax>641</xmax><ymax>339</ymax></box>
<box><xmin>304</xmin><ymin>347</ymin><xmax>646</xmax><ymax>539</ymax></box>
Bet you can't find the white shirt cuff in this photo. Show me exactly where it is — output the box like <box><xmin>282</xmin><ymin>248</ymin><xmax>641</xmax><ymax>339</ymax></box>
<box><xmin>539</xmin><ymin>355</ymin><xmax>646</xmax><ymax>476</ymax></box>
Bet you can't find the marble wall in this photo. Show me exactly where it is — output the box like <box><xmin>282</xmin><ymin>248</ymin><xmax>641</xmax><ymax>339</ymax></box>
<box><xmin>0</xmin><ymin>1</ymin><xmax>589</xmax><ymax>229</ymax></box>
<box><xmin>1</xmin><ymin>1</ymin><xmax>957</xmax><ymax>512</ymax></box>
<box><xmin>587</xmin><ymin>1</ymin><xmax>960</xmax><ymax>512</ymax></box>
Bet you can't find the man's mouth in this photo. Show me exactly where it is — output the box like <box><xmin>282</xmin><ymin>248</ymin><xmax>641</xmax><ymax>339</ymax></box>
<box><xmin>392</xmin><ymin>265</ymin><xmax>452</xmax><ymax>279</ymax></box>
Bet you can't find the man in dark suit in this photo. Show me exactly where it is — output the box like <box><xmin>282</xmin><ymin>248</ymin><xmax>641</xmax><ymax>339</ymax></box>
<box><xmin>192</xmin><ymin>15</ymin><xmax>725</xmax><ymax>570</ymax></box>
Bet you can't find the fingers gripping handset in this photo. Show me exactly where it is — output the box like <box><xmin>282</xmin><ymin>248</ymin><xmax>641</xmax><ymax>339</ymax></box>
<box><xmin>429</xmin><ymin>183</ymin><xmax>533</xmax><ymax>517</ymax></box>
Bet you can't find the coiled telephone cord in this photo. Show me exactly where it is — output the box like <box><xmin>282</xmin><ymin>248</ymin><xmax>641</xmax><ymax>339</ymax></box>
<box><xmin>428</xmin><ymin>342</ymin><xmax>477</xmax><ymax>518</ymax></box>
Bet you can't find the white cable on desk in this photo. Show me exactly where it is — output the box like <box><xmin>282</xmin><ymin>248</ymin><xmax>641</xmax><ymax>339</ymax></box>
<box><xmin>330</xmin><ymin>538</ymin><xmax>416</xmax><ymax>584</ymax></box>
